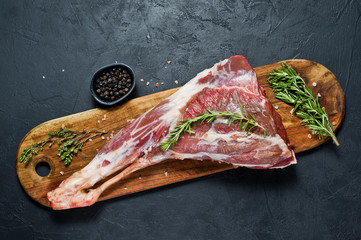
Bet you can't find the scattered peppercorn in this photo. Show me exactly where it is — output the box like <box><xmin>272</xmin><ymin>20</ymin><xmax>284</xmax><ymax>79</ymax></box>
<box><xmin>94</xmin><ymin>67</ymin><xmax>133</xmax><ymax>102</ymax></box>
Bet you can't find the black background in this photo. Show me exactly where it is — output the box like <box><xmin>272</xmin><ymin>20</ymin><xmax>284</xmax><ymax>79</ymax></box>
<box><xmin>1</xmin><ymin>0</ymin><xmax>361</xmax><ymax>239</ymax></box>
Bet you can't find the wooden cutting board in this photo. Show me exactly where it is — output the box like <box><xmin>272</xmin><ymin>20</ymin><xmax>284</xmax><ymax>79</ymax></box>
<box><xmin>16</xmin><ymin>59</ymin><xmax>345</xmax><ymax>207</ymax></box>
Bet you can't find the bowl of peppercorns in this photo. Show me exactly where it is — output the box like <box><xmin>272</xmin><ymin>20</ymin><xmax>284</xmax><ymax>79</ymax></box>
<box><xmin>90</xmin><ymin>63</ymin><xmax>135</xmax><ymax>105</ymax></box>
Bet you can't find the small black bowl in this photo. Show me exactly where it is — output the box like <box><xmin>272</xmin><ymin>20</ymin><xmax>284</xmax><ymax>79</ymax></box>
<box><xmin>90</xmin><ymin>63</ymin><xmax>135</xmax><ymax>106</ymax></box>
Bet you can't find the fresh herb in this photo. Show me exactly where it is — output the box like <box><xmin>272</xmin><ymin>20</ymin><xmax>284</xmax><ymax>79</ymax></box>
<box><xmin>160</xmin><ymin>107</ymin><xmax>266</xmax><ymax>151</ymax></box>
<box><xmin>19</xmin><ymin>127</ymin><xmax>107</xmax><ymax>165</ymax></box>
<box><xmin>267</xmin><ymin>63</ymin><xmax>339</xmax><ymax>146</ymax></box>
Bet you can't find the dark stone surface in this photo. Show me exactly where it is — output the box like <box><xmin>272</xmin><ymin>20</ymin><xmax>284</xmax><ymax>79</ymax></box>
<box><xmin>1</xmin><ymin>0</ymin><xmax>360</xmax><ymax>239</ymax></box>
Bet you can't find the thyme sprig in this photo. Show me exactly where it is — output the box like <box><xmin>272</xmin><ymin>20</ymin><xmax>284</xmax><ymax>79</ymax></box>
<box><xmin>268</xmin><ymin>63</ymin><xmax>339</xmax><ymax>146</ymax></box>
<box><xmin>160</xmin><ymin>107</ymin><xmax>266</xmax><ymax>151</ymax></box>
<box><xmin>19</xmin><ymin>127</ymin><xmax>107</xmax><ymax>165</ymax></box>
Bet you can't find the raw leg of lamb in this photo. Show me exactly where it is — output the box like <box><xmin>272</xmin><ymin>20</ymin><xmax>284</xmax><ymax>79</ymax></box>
<box><xmin>47</xmin><ymin>55</ymin><xmax>296</xmax><ymax>210</ymax></box>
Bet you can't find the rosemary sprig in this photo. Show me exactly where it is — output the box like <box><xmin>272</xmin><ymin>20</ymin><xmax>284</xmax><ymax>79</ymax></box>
<box><xmin>160</xmin><ymin>107</ymin><xmax>266</xmax><ymax>151</ymax></box>
<box><xmin>19</xmin><ymin>127</ymin><xmax>108</xmax><ymax>165</ymax></box>
<box><xmin>267</xmin><ymin>63</ymin><xmax>339</xmax><ymax>146</ymax></box>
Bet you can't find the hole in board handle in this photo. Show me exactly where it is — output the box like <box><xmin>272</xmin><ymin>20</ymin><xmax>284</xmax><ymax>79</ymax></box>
<box><xmin>35</xmin><ymin>162</ymin><xmax>51</xmax><ymax>177</ymax></box>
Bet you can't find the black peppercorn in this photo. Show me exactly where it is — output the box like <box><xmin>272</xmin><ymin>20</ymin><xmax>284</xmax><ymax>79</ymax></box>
<box><xmin>93</xmin><ymin>65</ymin><xmax>133</xmax><ymax>102</ymax></box>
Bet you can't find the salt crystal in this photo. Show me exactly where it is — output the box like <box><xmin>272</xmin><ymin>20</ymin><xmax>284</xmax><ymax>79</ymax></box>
<box><xmin>89</xmin><ymin>139</ymin><xmax>92</xmax><ymax>142</ymax></box>
<box><xmin>167</xmin><ymin>61</ymin><xmax>171</xmax><ymax>64</ymax></box>
<box><xmin>61</xmin><ymin>69</ymin><xmax>65</xmax><ymax>72</ymax></box>
<box><xmin>140</xmin><ymin>78</ymin><xmax>144</xmax><ymax>82</ymax></box>
<box><xmin>317</xmin><ymin>93</ymin><xmax>321</xmax><ymax>97</ymax></box>
<box><xmin>146</xmin><ymin>33</ymin><xmax>151</xmax><ymax>39</ymax></box>
<box><xmin>165</xmin><ymin>171</ymin><xmax>168</xmax><ymax>176</ymax></box>
<box><xmin>312</xmin><ymin>82</ymin><xmax>317</xmax><ymax>87</ymax></box>
<box><xmin>139</xmin><ymin>176</ymin><xmax>142</xmax><ymax>179</ymax></box>
<box><xmin>115</xmin><ymin>61</ymin><xmax>118</xmax><ymax>63</ymax></box>
<box><xmin>165</xmin><ymin>66</ymin><xmax>167</xmax><ymax>69</ymax></box>
<box><xmin>124</xmin><ymin>187</ymin><xmax>127</xmax><ymax>190</ymax></box>
<box><xmin>308</xmin><ymin>134</ymin><xmax>312</xmax><ymax>139</ymax></box>
<box><xmin>290</xmin><ymin>108</ymin><xmax>294</xmax><ymax>114</ymax></box>
<box><xmin>174</xmin><ymin>80</ymin><xmax>178</xmax><ymax>84</ymax></box>
<box><xmin>101</xmin><ymin>136</ymin><xmax>105</xmax><ymax>139</ymax></box>
<box><xmin>60</xmin><ymin>171</ymin><xmax>64</xmax><ymax>175</ymax></box>
<box><xmin>42</xmin><ymin>76</ymin><xmax>45</xmax><ymax>79</ymax></box>
<box><xmin>97</xmin><ymin>120</ymin><xmax>100</xmax><ymax>123</ymax></box>
<box><xmin>146</xmin><ymin>82</ymin><xmax>150</xmax><ymax>86</ymax></box>
<box><xmin>161</xmin><ymin>82</ymin><xmax>164</xmax><ymax>85</ymax></box>
<box><xmin>275</xmin><ymin>106</ymin><xmax>279</xmax><ymax>109</ymax></box>
<box><xmin>102</xmin><ymin>114</ymin><xmax>107</xmax><ymax>121</ymax></box>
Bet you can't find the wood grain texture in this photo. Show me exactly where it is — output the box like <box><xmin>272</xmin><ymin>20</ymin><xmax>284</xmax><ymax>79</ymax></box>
<box><xmin>16</xmin><ymin>59</ymin><xmax>345</xmax><ymax>207</ymax></box>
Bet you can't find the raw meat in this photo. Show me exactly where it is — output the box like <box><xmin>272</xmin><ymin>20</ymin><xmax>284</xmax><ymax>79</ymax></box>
<box><xmin>47</xmin><ymin>55</ymin><xmax>296</xmax><ymax>210</ymax></box>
